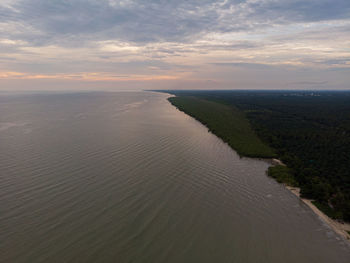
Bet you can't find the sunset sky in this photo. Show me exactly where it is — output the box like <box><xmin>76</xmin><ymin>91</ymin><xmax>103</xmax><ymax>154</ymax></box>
<box><xmin>0</xmin><ymin>0</ymin><xmax>349</xmax><ymax>91</ymax></box>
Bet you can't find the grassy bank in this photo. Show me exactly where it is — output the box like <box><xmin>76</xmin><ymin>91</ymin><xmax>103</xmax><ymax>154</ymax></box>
<box><xmin>168</xmin><ymin>96</ymin><xmax>276</xmax><ymax>158</ymax></box>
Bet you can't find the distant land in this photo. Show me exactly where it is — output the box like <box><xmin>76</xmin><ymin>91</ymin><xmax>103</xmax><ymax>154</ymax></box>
<box><xmin>157</xmin><ymin>90</ymin><xmax>350</xmax><ymax>228</ymax></box>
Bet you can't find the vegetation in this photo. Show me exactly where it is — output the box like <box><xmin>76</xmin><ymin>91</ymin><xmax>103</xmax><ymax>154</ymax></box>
<box><xmin>162</xmin><ymin>90</ymin><xmax>350</xmax><ymax>222</ymax></box>
<box><xmin>168</xmin><ymin>96</ymin><xmax>276</xmax><ymax>158</ymax></box>
<box><xmin>267</xmin><ymin>165</ymin><xmax>297</xmax><ymax>186</ymax></box>
<box><xmin>311</xmin><ymin>201</ymin><xmax>342</xmax><ymax>220</ymax></box>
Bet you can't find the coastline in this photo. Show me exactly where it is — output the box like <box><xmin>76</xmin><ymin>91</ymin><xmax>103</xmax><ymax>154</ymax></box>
<box><xmin>285</xmin><ymin>185</ymin><xmax>350</xmax><ymax>241</ymax></box>
<box><xmin>164</xmin><ymin>93</ymin><xmax>350</xmax><ymax>243</ymax></box>
<box><xmin>166</xmin><ymin>95</ymin><xmax>276</xmax><ymax>158</ymax></box>
<box><xmin>268</xmin><ymin>158</ymin><xmax>350</xmax><ymax>242</ymax></box>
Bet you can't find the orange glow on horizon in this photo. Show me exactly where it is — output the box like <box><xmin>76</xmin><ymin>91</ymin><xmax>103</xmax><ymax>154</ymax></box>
<box><xmin>0</xmin><ymin>72</ymin><xmax>181</xmax><ymax>81</ymax></box>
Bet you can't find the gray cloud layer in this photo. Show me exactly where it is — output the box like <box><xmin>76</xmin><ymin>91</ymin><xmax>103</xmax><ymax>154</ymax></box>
<box><xmin>1</xmin><ymin>0</ymin><xmax>349</xmax><ymax>46</ymax></box>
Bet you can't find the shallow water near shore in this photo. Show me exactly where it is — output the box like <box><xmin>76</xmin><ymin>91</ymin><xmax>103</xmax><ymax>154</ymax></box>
<box><xmin>1</xmin><ymin>91</ymin><xmax>349</xmax><ymax>262</ymax></box>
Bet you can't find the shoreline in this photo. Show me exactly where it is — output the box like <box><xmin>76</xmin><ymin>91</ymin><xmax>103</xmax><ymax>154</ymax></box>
<box><xmin>267</xmin><ymin>157</ymin><xmax>350</xmax><ymax>242</ymax></box>
<box><xmin>285</xmin><ymin>185</ymin><xmax>350</xmax><ymax>241</ymax></box>
<box><xmin>164</xmin><ymin>93</ymin><xmax>350</xmax><ymax>243</ymax></box>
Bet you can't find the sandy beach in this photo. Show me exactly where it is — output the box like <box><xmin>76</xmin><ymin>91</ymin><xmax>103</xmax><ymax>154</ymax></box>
<box><xmin>267</xmin><ymin>158</ymin><xmax>350</xmax><ymax>241</ymax></box>
<box><xmin>286</xmin><ymin>185</ymin><xmax>350</xmax><ymax>241</ymax></box>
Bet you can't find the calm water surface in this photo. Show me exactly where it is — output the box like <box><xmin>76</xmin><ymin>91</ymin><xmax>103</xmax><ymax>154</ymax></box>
<box><xmin>1</xmin><ymin>91</ymin><xmax>349</xmax><ymax>262</ymax></box>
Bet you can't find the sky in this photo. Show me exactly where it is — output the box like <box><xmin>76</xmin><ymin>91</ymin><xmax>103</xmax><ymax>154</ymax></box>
<box><xmin>0</xmin><ymin>0</ymin><xmax>349</xmax><ymax>91</ymax></box>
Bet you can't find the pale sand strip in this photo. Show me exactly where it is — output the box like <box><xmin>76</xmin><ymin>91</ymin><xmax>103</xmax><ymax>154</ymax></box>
<box><xmin>267</xmin><ymin>158</ymin><xmax>350</xmax><ymax>241</ymax></box>
<box><xmin>286</xmin><ymin>185</ymin><xmax>350</xmax><ymax>241</ymax></box>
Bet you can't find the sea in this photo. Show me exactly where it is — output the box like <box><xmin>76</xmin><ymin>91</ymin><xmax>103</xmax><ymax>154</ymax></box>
<box><xmin>1</xmin><ymin>91</ymin><xmax>349</xmax><ymax>262</ymax></box>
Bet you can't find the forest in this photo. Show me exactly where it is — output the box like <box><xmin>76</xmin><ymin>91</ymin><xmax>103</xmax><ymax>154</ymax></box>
<box><xmin>162</xmin><ymin>90</ymin><xmax>350</xmax><ymax>222</ymax></box>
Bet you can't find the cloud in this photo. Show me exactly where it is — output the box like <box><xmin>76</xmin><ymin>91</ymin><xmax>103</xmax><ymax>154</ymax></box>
<box><xmin>0</xmin><ymin>70</ymin><xmax>182</xmax><ymax>81</ymax></box>
<box><xmin>0</xmin><ymin>0</ymin><xmax>349</xmax><ymax>90</ymax></box>
<box><xmin>0</xmin><ymin>0</ymin><xmax>349</xmax><ymax>46</ymax></box>
<box><xmin>211</xmin><ymin>62</ymin><xmax>275</xmax><ymax>69</ymax></box>
<box><xmin>238</xmin><ymin>0</ymin><xmax>350</xmax><ymax>24</ymax></box>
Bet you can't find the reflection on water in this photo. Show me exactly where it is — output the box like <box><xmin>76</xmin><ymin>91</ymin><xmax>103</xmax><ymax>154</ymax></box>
<box><xmin>0</xmin><ymin>91</ymin><xmax>349</xmax><ymax>262</ymax></box>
